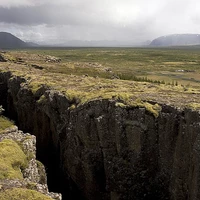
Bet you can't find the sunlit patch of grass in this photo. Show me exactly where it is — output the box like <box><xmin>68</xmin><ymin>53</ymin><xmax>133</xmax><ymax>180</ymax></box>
<box><xmin>115</xmin><ymin>96</ymin><xmax>162</xmax><ymax>118</ymax></box>
<box><xmin>187</xmin><ymin>103</ymin><xmax>200</xmax><ymax>110</ymax></box>
<box><xmin>0</xmin><ymin>116</ymin><xmax>15</xmax><ymax>133</ymax></box>
<box><xmin>0</xmin><ymin>188</ymin><xmax>52</xmax><ymax>200</ymax></box>
<box><xmin>0</xmin><ymin>139</ymin><xmax>28</xmax><ymax>180</ymax></box>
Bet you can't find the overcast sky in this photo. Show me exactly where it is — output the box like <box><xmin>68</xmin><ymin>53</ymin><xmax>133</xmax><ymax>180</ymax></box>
<box><xmin>0</xmin><ymin>0</ymin><xmax>200</xmax><ymax>45</ymax></box>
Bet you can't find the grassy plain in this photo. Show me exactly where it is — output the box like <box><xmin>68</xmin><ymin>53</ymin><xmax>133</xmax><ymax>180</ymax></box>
<box><xmin>27</xmin><ymin>47</ymin><xmax>200</xmax><ymax>87</ymax></box>
<box><xmin>1</xmin><ymin>47</ymin><xmax>200</xmax><ymax>112</ymax></box>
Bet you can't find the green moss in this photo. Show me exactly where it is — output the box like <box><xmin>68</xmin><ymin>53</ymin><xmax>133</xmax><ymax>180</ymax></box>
<box><xmin>0</xmin><ymin>116</ymin><xmax>15</xmax><ymax>133</ymax></box>
<box><xmin>37</xmin><ymin>94</ymin><xmax>46</xmax><ymax>103</ymax></box>
<box><xmin>117</xmin><ymin>93</ymin><xmax>131</xmax><ymax>102</ymax></box>
<box><xmin>115</xmin><ymin>102</ymin><xmax>127</xmax><ymax>108</ymax></box>
<box><xmin>187</xmin><ymin>103</ymin><xmax>200</xmax><ymax>110</ymax></box>
<box><xmin>129</xmin><ymin>100</ymin><xmax>162</xmax><ymax>118</ymax></box>
<box><xmin>115</xmin><ymin>98</ymin><xmax>162</xmax><ymax>118</ymax></box>
<box><xmin>26</xmin><ymin>152</ymin><xmax>35</xmax><ymax>161</ymax></box>
<box><xmin>68</xmin><ymin>104</ymin><xmax>76</xmax><ymax>110</ymax></box>
<box><xmin>143</xmin><ymin>102</ymin><xmax>162</xmax><ymax>118</ymax></box>
<box><xmin>0</xmin><ymin>139</ymin><xmax>28</xmax><ymax>180</ymax></box>
<box><xmin>36</xmin><ymin>160</ymin><xmax>47</xmax><ymax>184</ymax></box>
<box><xmin>29</xmin><ymin>83</ymin><xmax>42</xmax><ymax>94</ymax></box>
<box><xmin>15</xmin><ymin>137</ymin><xmax>35</xmax><ymax>161</ymax></box>
<box><xmin>65</xmin><ymin>88</ymin><xmax>162</xmax><ymax>117</ymax></box>
<box><xmin>26</xmin><ymin>182</ymin><xmax>37</xmax><ymax>190</ymax></box>
<box><xmin>0</xmin><ymin>188</ymin><xmax>52</xmax><ymax>200</ymax></box>
<box><xmin>65</xmin><ymin>89</ymin><xmax>82</xmax><ymax>104</ymax></box>
<box><xmin>2</xmin><ymin>54</ymin><xmax>16</xmax><ymax>62</ymax></box>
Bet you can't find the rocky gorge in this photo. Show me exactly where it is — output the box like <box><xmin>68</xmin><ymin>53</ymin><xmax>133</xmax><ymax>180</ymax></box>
<box><xmin>0</xmin><ymin>116</ymin><xmax>61</xmax><ymax>199</ymax></box>
<box><xmin>0</xmin><ymin>52</ymin><xmax>200</xmax><ymax>199</ymax></box>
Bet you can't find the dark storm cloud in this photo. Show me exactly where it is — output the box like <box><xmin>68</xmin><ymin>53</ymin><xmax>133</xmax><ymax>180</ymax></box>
<box><xmin>0</xmin><ymin>0</ymin><xmax>159</xmax><ymax>27</ymax></box>
<box><xmin>0</xmin><ymin>5</ymin><xmax>84</xmax><ymax>25</ymax></box>
<box><xmin>0</xmin><ymin>1</ymin><xmax>115</xmax><ymax>26</ymax></box>
<box><xmin>0</xmin><ymin>0</ymin><xmax>200</xmax><ymax>44</ymax></box>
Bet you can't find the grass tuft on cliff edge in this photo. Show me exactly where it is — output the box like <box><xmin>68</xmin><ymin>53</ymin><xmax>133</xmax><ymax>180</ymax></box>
<box><xmin>0</xmin><ymin>116</ymin><xmax>15</xmax><ymax>134</ymax></box>
<box><xmin>0</xmin><ymin>188</ymin><xmax>53</xmax><ymax>200</ymax></box>
<box><xmin>0</xmin><ymin>139</ymin><xmax>28</xmax><ymax>180</ymax></box>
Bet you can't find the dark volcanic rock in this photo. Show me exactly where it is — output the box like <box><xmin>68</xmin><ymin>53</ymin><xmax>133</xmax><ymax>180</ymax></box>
<box><xmin>1</xmin><ymin>73</ymin><xmax>200</xmax><ymax>200</ymax></box>
<box><xmin>0</xmin><ymin>54</ymin><xmax>6</xmax><ymax>62</ymax></box>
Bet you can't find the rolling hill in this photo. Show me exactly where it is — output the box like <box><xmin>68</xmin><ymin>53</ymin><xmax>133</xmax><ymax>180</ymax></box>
<box><xmin>0</xmin><ymin>32</ymin><xmax>35</xmax><ymax>49</ymax></box>
<box><xmin>150</xmin><ymin>34</ymin><xmax>200</xmax><ymax>46</ymax></box>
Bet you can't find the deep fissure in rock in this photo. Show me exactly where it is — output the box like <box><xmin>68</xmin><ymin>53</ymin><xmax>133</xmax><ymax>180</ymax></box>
<box><xmin>1</xmin><ymin>72</ymin><xmax>200</xmax><ymax>200</ymax></box>
<box><xmin>0</xmin><ymin>73</ymin><xmax>83</xmax><ymax>200</ymax></box>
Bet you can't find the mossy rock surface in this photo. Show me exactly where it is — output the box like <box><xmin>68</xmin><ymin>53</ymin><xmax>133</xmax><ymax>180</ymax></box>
<box><xmin>0</xmin><ymin>188</ymin><xmax>52</xmax><ymax>200</ymax></box>
<box><xmin>0</xmin><ymin>139</ymin><xmax>28</xmax><ymax>180</ymax></box>
<box><xmin>0</xmin><ymin>116</ymin><xmax>14</xmax><ymax>133</ymax></box>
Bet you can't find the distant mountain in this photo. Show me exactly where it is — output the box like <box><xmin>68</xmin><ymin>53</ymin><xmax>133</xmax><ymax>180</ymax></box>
<box><xmin>0</xmin><ymin>32</ymin><xmax>37</xmax><ymax>49</ymax></box>
<box><xmin>45</xmin><ymin>40</ymin><xmax>150</xmax><ymax>47</ymax></box>
<box><xmin>26</xmin><ymin>42</ymin><xmax>39</xmax><ymax>47</ymax></box>
<box><xmin>150</xmin><ymin>34</ymin><xmax>200</xmax><ymax>46</ymax></box>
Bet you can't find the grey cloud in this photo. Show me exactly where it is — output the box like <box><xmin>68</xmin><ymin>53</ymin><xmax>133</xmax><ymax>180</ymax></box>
<box><xmin>0</xmin><ymin>1</ymin><xmax>160</xmax><ymax>26</ymax></box>
<box><xmin>0</xmin><ymin>1</ymin><xmax>115</xmax><ymax>26</ymax></box>
<box><xmin>0</xmin><ymin>5</ymin><xmax>81</xmax><ymax>25</ymax></box>
<box><xmin>0</xmin><ymin>0</ymin><xmax>200</xmax><ymax>44</ymax></box>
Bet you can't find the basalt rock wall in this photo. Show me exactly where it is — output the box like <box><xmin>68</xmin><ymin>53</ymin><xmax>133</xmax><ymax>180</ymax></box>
<box><xmin>0</xmin><ymin>72</ymin><xmax>200</xmax><ymax>200</ymax></box>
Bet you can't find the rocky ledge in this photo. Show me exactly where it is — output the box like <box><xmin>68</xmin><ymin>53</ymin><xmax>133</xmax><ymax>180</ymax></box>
<box><xmin>0</xmin><ymin>125</ymin><xmax>61</xmax><ymax>200</ymax></box>
<box><xmin>0</xmin><ymin>72</ymin><xmax>200</xmax><ymax>200</ymax></box>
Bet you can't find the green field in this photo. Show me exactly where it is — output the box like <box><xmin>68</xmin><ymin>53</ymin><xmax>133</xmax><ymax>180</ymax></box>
<box><xmin>24</xmin><ymin>47</ymin><xmax>200</xmax><ymax>87</ymax></box>
<box><xmin>1</xmin><ymin>47</ymin><xmax>200</xmax><ymax>111</ymax></box>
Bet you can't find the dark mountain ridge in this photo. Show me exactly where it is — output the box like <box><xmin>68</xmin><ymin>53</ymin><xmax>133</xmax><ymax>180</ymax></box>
<box><xmin>150</xmin><ymin>34</ymin><xmax>200</xmax><ymax>46</ymax></box>
<box><xmin>0</xmin><ymin>32</ymin><xmax>36</xmax><ymax>49</ymax></box>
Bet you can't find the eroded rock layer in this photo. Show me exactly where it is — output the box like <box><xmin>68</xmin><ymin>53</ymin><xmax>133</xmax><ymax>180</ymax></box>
<box><xmin>1</xmin><ymin>72</ymin><xmax>200</xmax><ymax>200</ymax></box>
<box><xmin>0</xmin><ymin>125</ymin><xmax>61</xmax><ymax>200</ymax></box>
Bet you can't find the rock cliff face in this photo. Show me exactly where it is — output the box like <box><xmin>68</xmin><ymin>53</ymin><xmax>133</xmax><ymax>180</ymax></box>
<box><xmin>1</xmin><ymin>72</ymin><xmax>200</xmax><ymax>199</ymax></box>
<box><xmin>0</xmin><ymin>125</ymin><xmax>61</xmax><ymax>200</ymax></box>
